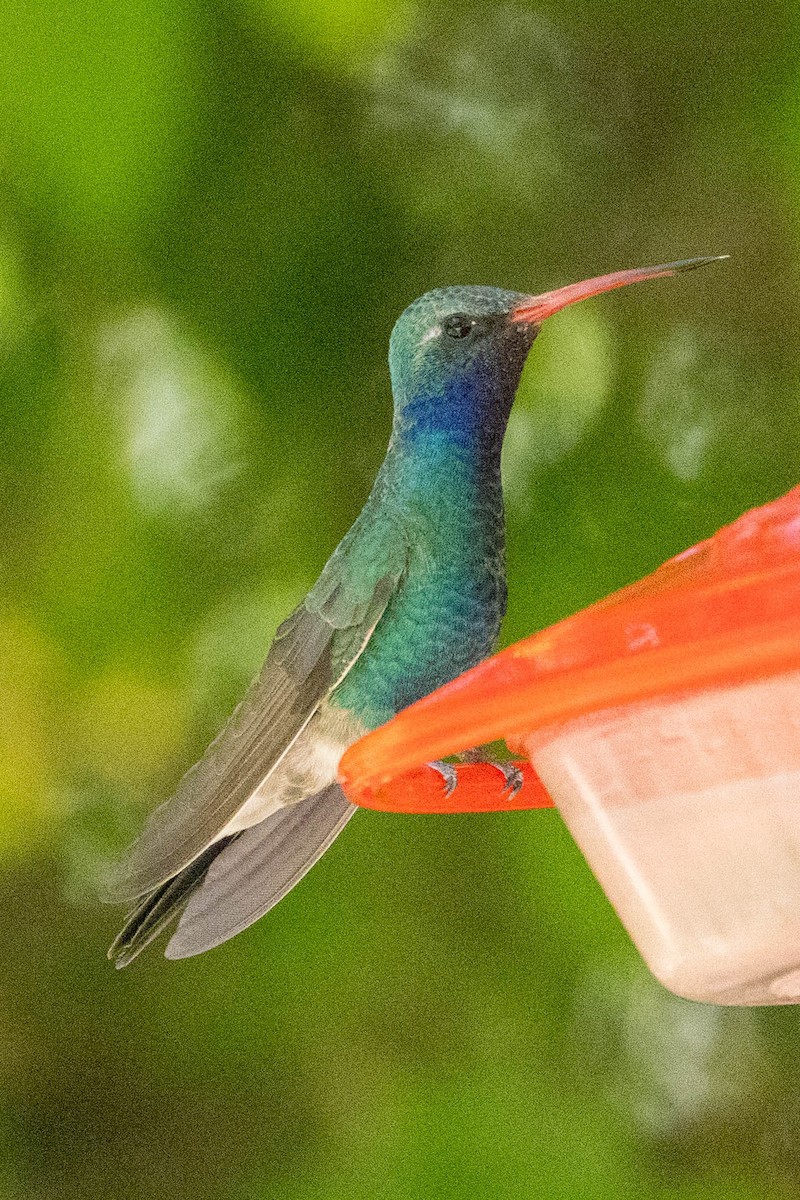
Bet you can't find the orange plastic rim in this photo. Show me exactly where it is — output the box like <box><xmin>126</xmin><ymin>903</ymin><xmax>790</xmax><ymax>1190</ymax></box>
<box><xmin>340</xmin><ymin>487</ymin><xmax>800</xmax><ymax>811</ymax></box>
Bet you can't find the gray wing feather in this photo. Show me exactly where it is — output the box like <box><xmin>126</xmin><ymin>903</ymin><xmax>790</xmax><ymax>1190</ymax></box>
<box><xmin>164</xmin><ymin>783</ymin><xmax>355</xmax><ymax>959</ymax></box>
<box><xmin>106</xmin><ymin>525</ymin><xmax>405</xmax><ymax>903</ymax></box>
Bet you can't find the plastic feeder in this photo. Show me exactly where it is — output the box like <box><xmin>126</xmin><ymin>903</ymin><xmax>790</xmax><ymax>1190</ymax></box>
<box><xmin>339</xmin><ymin>487</ymin><xmax>800</xmax><ymax>1006</ymax></box>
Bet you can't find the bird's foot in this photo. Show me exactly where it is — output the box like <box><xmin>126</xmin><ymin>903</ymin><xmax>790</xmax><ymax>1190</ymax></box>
<box><xmin>460</xmin><ymin>747</ymin><xmax>524</xmax><ymax>800</ymax></box>
<box><xmin>427</xmin><ymin>760</ymin><xmax>458</xmax><ymax>798</ymax></box>
<box><xmin>426</xmin><ymin>756</ymin><xmax>523</xmax><ymax>801</ymax></box>
<box><xmin>490</xmin><ymin>761</ymin><xmax>524</xmax><ymax>801</ymax></box>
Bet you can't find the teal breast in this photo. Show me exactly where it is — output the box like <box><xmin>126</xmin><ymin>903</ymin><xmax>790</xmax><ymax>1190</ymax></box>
<box><xmin>332</xmin><ymin>440</ymin><xmax>506</xmax><ymax>729</ymax></box>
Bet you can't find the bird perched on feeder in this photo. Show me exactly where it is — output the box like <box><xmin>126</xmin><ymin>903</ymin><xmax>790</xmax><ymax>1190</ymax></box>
<box><xmin>108</xmin><ymin>255</ymin><xmax>725</xmax><ymax>966</ymax></box>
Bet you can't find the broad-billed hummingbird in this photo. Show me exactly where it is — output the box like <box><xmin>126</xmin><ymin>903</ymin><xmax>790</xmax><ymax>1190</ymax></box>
<box><xmin>108</xmin><ymin>256</ymin><xmax>725</xmax><ymax>966</ymax></box>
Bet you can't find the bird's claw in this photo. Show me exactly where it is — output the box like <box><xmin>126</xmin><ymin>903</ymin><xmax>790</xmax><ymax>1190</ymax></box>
<box><xmin>426</xmin><ymin>758</ymin><xmax>523</xmax><ymax>801</ymax></box>
<box><xmin>491</xmin><ymin>761</ymin><xmax>524</xmax><ymax>801</ymax></box>
<box><xmin>427</xmin><ymin>760</ymin><xmax>458</xmax><ymax>798</ymax></box>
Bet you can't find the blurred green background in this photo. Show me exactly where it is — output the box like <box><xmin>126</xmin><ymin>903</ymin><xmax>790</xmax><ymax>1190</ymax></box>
<box><xmin>2</xmin><ymin>0</ymin><xmax>800</xmax><ymax>1196</ymax></box>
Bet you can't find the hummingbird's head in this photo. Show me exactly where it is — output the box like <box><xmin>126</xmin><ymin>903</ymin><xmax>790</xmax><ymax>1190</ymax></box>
<box><xmin>388</xmin><ymin>286</ymin><xmax>536</xmax><ymax>444</ymax></box>
<box><xmin>388</xmin><ymin>258</ymin><xmax>727</xmax><ymax>447</ymax></box>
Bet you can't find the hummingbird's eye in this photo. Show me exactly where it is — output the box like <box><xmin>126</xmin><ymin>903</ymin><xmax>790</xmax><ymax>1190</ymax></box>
<box><xmin>443</xmin><ymin>314</ymin><xmax>475</xmax><ymax>340</ymax></box>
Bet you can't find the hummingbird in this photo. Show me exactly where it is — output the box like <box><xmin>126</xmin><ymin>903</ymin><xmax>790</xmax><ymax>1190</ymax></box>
<box><xmin>107</xmin><ymin>255</ymin><xmax>725</xmax><ymax>966</ymax></box>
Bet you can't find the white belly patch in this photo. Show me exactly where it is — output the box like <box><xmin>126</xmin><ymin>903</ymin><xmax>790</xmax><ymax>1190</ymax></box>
<box><xmin>219</xmin><ymin>704</ymin><xmax>366</xmax><ymax>836</ymax></box>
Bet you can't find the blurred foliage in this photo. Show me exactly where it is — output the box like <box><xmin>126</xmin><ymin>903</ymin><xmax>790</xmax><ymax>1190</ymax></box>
<box><xmin>2</xmin><ymin>0</ymin><xmax>800</xmax><ymax>1197</ymax></box>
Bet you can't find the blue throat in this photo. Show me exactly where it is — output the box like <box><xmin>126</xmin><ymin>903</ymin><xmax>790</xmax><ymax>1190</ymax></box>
<box><xmin>392</xmin><ymin>360</ymin><xmax>513</xmax><ymax>461</ymax></box>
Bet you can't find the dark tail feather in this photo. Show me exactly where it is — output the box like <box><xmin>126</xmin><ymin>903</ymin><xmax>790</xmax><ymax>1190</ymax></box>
<box><xmin>108</xmin><ymin>837</ymin><xmax>235</xmax><ymax>969</ymax></box>
<box><xmin>164</xmin><ymin>783</ymin><xmax>355</xmax><ymax>960</ymax></box>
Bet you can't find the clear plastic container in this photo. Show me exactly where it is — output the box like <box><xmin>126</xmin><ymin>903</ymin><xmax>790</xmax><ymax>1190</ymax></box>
<box><xmin>527</xmin><ymin>671</ymin><xmax>800</xmax><ymax>1005</ymax></box>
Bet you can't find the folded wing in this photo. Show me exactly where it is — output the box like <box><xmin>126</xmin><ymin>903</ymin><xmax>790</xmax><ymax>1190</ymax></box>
<box><xmin>106</xmin><ymin>518</ymin><xmax>407</xmax><ymax>903</ymax></box>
